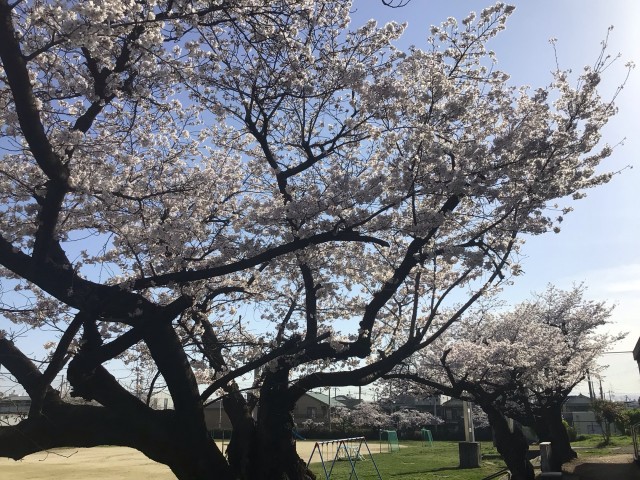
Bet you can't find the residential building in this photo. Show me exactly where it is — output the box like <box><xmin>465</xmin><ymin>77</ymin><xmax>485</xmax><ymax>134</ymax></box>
<box><xmin>562</xmin><ymin>394</ymin><xmax>602</xmax><ymax>435</ymax></box>
<box><xmin>293</xmin><ymin>391</ymin><xmax>346</xmax><ymax>424</ymax></box>
<box><xmin>0</xmin><ymin>394</ymin><xmax>30</xmax><ymax>415</ymax></box>
<box><xmin>440</xmin><ymin>398</ymin><xmax>464</xmax><ymax>435</ymax></box>
<box><xmin>0</xmin><ymin>394</ymin><xmax>30</xmax><ymax>426</ymax></box>
<box><xmin>203</xmin><ymin>391</ymin><xmax>348</xmax><ymax>432</ymax></box>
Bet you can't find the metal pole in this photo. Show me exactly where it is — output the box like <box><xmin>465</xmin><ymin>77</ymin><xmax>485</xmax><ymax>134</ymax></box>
<box><xmin>328</xmin><ymin>388</ymin><xmax>331</xmax><ymax>432</ymax></box>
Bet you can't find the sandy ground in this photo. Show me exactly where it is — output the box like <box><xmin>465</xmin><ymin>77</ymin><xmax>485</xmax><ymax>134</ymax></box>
<box><xmin>0</xmin><ymin>440</ymin><xmax>388</xmax><ymax>479</ymax></box>
<box><xmin>0</xmin><ymin>446</ymin><xmax>177</xmax><ymax>480</ymax></box>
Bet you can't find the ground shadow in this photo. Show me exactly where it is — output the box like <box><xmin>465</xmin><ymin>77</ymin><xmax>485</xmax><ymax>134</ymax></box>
<box><xmin>571</xmin><ymin>461</ymin><xmax>640</xmax><ymax>480</ymax></box>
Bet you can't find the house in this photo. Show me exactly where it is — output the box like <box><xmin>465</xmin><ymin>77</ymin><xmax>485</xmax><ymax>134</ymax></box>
<box><xmin>148</xmin><ymin>391</ymin><xmax>174</xmax><ymax>410</ymax></box>
<box><xmin>203</xmin><ymin>391</ymin><xmax>348</xmax><ymax>432</ymax></box>
<box><xmin>562</xmin><ymin>394</ymin><xmax>592</xmax><ymax>413</ymax></box>
<box><xmin>440</xmin><ymin>398</ymin><xmax>464</xmax><ymax>435</ymax></box>
<box><xmin>334</xmin><ymin>394</ymin><xmax>363</xmax><ymax>409</ymax></box>
<box><xmin>562</xmin><ymin>394</ymin><xmax>631</xmax><ymax>436</ymax></box>
<box><xmin>204</xmin><ymin>398</ymin><xmax>233</xmax><ymax>431</ymax></box>
<box><xmin>293</xmin><ymin>391</ymin><xmax>346</xmax><ymax>425</ymax></box>
<box><xmin>0</xmin><ymin>394</ymin><xmax>30</xmax><ymax>415</ymax></box>
<box><xmin>0</xmin><ymin>394</ymin><xmax>30</xmax><ymax>425</ymax></box>
<box><xmin>562</xmin><ymin>394</ymin><xmax>602</xmax><ymax>435</ymax></box>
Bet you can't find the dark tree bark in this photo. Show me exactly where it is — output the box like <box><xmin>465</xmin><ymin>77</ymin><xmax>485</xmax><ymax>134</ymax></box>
<box><xmin>221</xmin><ymin>369</ymin><xmax>316</xmax><ymax>480</ymax></box>
<box><xmin>251</xmin><ymin>370</ymin><xmax>315</xmax><ymax>480</ymax></box>
<box><xmin>0</xmin><ymin>337</ymin><xmax>233</xmax><ymax>480</ymax></box>
<box><xmin>484</xmin><ymin>404</ymin><xmax>535</xmax><ymax>480</ymax></box>
<box><xmin>513</xmin><ymin>399</ymin><xmax>577</xmax><ymax>471</ymax></box>
<box><xmin>537</xmin><ymin>403</ymin><xmax>577</xmax><ymax>470</ymax></box>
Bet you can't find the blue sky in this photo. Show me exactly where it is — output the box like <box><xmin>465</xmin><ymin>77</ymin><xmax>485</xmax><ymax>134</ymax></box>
<box><xmin>350</xmin><ymin>0</ymin><xmax>639</xmax><ymax>400</ymax></box>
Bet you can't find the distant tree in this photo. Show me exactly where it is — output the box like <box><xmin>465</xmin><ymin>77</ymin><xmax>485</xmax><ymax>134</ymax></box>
<box><xmin>385</xmin><ymin>285</ymin><xmax>620</xmax><ymax>479</ymax></box>
<box><xmin>331</xmin><ymin>402</ymin><xmax>441</xmax><ymax>434</ymax></box>
<box><xmin>591</xmin><ymin>399</ymin><xmax>625</xmax><ymax>445</ymax></box>
<box><xmin>389</xmin><ymin>408</ymin><xmax>442</xmax><ymax>432</ymax></box>
<box><xmin>349</xmin><ymin>402</ymin><xmax>390</xmax><ymax>430</ymax></box>
<box><xmin>0</xmin><ymin>1</ymin><xmax>628</xmax><ymax>479</ymax></box>
<box><xmin>504</xmin><ymin>286</ymin><xmax>622</xmax><ymax>467</ymax></box>
<box><xmin>617</xmin><ymin>408</ymin><xmax>640</xmax><ymax>435</ymax></box>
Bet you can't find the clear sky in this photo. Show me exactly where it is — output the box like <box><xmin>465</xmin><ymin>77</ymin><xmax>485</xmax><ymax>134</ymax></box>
<box><xmin>349</xmin><ymin>0</ymin><xmax>640</xmax><ymax>401</ymax></box>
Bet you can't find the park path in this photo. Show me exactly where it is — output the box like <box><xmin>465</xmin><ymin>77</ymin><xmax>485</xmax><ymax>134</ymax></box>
<box><xmin>561</xmin><ymin>454</ymin><xmax>640</xmax><ymax>480</ymax></box>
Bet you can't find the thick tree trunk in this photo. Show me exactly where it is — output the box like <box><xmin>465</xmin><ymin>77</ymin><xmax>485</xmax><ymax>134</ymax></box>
<box><xmin>224</xmin><ymin>390</ymin><xmax>258</xmax><ymax>479</ymax></box>
<box><xmin>538</xmin><ymin>403</ymin><xmax>576</xmax><ymax>470</ymax></box>
<box><xmin>241</xmin><ymin>370</ymin><xmax>315</xmax><ymax>480</ymax></box>
<box><xmin>533</xmin><ymin>413</ymin><xmax>551</xmax><ymax>442</ymax></box>
<box><xmin>162</xmin><ymin>418</ymin><xmax>233</xmax><ymax>480</ymax></box>
<box><xmin>484</xmin><ymin>404</ymin><xmax>535</xmax><ymax>480</ymax></box>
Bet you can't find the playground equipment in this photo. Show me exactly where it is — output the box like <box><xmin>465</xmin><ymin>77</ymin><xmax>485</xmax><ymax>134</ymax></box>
<box><xmin>420</xmin><ymin>428</ymin><xmax>433</xmax><ymax>447</ymax></box>
<box><xmin>379</xmin><ymin>430</ymin><xmax>399</xmax><ymax>453</ymax></box>
<box><xmin>307</xmin><ymin>437</ymin><xmax>382</xmax><ymax>480</ymax></box>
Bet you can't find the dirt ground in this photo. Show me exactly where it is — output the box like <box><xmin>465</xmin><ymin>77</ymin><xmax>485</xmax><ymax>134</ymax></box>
<box><xmin>0</xmin><ymin>446</ymin><xmax>177</xmax><ymax>480</ymax></box>
<box><xmin>561</xmin><ymin>453</ymin><xmax>640</xmax><ymax>480</ymax></box>
<box><xmin>0</xmin><ymin>440</ymin><xmax>378</xmax><ymax>479</ymax></box>
<box><xmin>3</xmin><ymin>443</ymin><xmax>637</xmax><ymax>479</ymax></box>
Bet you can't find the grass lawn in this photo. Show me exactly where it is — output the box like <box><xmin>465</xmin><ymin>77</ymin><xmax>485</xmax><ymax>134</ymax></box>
<box><xmin>308</xmin><ymin>440</ymin><xmax>508</xmax><ymax>480</ymax></box>
<box><xmin>570</xmin><ymin>434</ymin><xmax>635</xmax><ymax>457</ymax></box>
<box><xmin>307</xmin><ymin>435</ymin><xmax>636</xmax><ymax>480</ymax></box>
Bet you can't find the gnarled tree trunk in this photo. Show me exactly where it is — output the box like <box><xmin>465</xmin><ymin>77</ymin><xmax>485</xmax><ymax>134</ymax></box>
<box><xmin>252</xmin><ymin>370</ymin><xmax>315</xmax><ymax>480</ymax></box>
<box><xmin>484</xmin><ymin>404</ymin><xmax>535</xmax><ymax>480</ymax></box>
<box><xmin>224</xmin><ymin>370</ymin><xmax>315</xmax><ymax>480</ymax></box>
<box><xmin>537</xmin><ymin>403</ymin><xmax>576</xmax><ymax>470</ymax></box>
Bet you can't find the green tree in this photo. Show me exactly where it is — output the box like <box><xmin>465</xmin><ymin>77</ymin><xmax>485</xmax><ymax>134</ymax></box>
<box><xmin>591</xmin><ymin>399</ymin><xmax>625</xmax><ymax>445</ymax></box>
<box><xmin>615</xmin><ymin>408</ymin><xmax>640</xmax><ymax>434</ymax></box>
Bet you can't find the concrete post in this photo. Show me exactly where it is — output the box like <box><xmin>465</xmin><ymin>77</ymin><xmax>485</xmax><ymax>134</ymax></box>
<box><xmin>458</xmin><ymin>441</ymin><xmax>481</xmax><ymax>468</ymax></box>
<box><xmin>540</xmin><ymin>441</ymin><xmax>553</xmax><ymax>473</ymax></box>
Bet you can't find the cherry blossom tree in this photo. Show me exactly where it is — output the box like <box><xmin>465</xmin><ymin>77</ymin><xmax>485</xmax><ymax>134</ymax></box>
<box><xmin>331</xmin><ymin>402</ymin><xmax>441</xmax><ymax>434</ymax></box>
<box><xmin>502</xmin><ymin>285</ymin><xmax>623</xmax><ymax>468</ymax></box>
<box><xmin>384</xmin><ymin>285</ymin><xmax>620</xmax><ymax>479</ymax></box>
<box><xmin>0</xmin><ymin>1</ymin><xmax>629</xmax><ymax>479</ymax></box>
<box><xmin>383</xmin><ymin>316</ymin><xmax>541</xmax><ymax>480</ymax></box>
<box><xmin>389</xmin><ymin>408</ymin><xmax>442</xmax><ymax>432</ymax></box>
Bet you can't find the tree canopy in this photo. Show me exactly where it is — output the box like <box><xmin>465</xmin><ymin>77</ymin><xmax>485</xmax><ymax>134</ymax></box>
<box><xmin>0</xmin><ymin>1</ymin><xmax>628</xmax><ymax>479</ymax></box>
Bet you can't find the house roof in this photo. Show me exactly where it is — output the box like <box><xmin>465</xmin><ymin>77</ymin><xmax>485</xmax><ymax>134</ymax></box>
<box><xmin>564</xmin><ymin>394</ymin><xmax>592</xmax><ymax>404</ymax></box>
<box><xmin>305</xmin><ymin>391</ymin><xmax>346</xmax><ymax>408</ymax></box>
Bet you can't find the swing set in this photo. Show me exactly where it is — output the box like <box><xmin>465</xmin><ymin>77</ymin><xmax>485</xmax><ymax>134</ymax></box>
<box><xmin>307</xmin><ymin>436</ymin><xmax>382</xmax><ymax>480</ymax></box>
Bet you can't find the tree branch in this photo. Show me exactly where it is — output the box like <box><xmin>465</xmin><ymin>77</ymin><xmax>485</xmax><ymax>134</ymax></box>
<box><xmin>129</xmin><ymin>229</ymin><xmax>390</xmax><ymax>290</ymax></box>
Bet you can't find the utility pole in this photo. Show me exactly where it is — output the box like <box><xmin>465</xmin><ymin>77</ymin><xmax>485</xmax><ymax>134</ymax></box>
<box><xmin>586</xmin><ymin>370</ymin><xmax>595</xmax><ymax>400</ymax></box>
<box><xmin>599</xmin><ymin>379</ymin><xmax>605</xmax><ymax>400</ymax></box>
